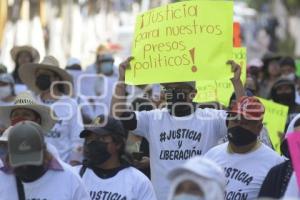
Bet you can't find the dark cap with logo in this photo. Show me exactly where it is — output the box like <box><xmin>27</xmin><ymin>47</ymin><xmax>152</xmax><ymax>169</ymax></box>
<box><xmin>8</xmin><ymin>121</ymin><xmax>45</xmax><ymax>167</ymax></box>
<box><xmin>80</xmin><ymin>115</ymin><xmax>125</xmax><ymax>138</ymax></box>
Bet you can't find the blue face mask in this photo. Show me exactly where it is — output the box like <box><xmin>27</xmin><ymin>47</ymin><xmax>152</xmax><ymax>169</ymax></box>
<box><xmin>101</xmin><ymin>62</ymin><xmax>114</xmax><ymax>75</ymax></box>
<box><xmin>173</xmin><ymin>193</ymin><xmax>204</xmax><ymax>200</ymax></box>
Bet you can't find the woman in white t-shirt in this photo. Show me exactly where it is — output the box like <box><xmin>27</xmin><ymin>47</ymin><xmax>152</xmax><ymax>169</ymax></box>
<box><xmin>75</xmin><ymin>115</ymin><xmax>157</xmax><ymax>200</ymax></box>
<box><xmin>18</xmin><ymin>56</ymin><xmax>84</xmax><ymax>164</ymax></box>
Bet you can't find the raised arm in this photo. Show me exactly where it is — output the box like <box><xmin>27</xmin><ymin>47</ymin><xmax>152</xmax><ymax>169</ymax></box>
<box><xmin>110</xmin><ymin>57</ymin><xmax>134</xmax><ymax>117</ymax></box>
<box><xmin>227</xmin><ymin>60</ymin><xmax>245</xmax><ymax>100</ymax></box>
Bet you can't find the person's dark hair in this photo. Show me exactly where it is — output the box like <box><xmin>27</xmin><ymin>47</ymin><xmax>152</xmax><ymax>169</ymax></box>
<box><xmin>12</xmin><ymin>52</ymin><xmax>34</xmax><ymax>84</ymax></box>
<box><xmin>261</xmin><ymin>54</ymin><xmax>281</xmax><ymax>80</ymax></box>
<box><xmin>279</xmin><ymin>56</ymin><xmax>296</xmax><ymax>69</ymax></box>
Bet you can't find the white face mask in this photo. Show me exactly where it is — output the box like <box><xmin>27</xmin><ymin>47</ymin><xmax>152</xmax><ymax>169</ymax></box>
<box><xmin>281</xmin><ymin>73</ymin><xmax>296</xmax><ymax>81</ymax></box>
<box><xmin>173</xmin><ymin>193</ymin><xmax>204</xmax><ymax>200</ymax></box>
<box><xmin>0</xmin><ymin>85</ymin><xmax>11</xmax><ymax>99</ymax></box>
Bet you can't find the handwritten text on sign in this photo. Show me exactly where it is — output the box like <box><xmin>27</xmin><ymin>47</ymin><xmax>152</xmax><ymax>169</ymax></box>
<box><xmin>259</xmin><ymin>98</ymin><xmax>289</xmax><ymax>153</ymax></box>
<box><xmin>126</xmin><ymin>1</ymin><xmax>233</xmax><ymax>85</ymax></box>
<box><xmin>194</xmin><ymin>47</ymin><xmax>247</xmax><ymax>106</ymax></box>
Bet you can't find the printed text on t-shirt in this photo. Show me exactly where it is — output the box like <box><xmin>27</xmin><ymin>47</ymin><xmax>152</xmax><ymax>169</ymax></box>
<box><xmin>90</xmin><ymin>190</ymin><xmax>127</xmax><ymax>200</ymax></box>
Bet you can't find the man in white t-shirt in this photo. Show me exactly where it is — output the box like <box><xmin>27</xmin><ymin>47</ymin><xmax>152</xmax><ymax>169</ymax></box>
<box><xmin>204</xmin><ymin>96</ymin><xmax>284</xmax><ymax>200</ymax></box>
<box><xmin>109</xmin><ymin>57</ymin><xmax>244</xmax><ymax>200</ymax></box>
<box><xmin>0</xmin><ymin>121</ymin><xmax>89</xmax><ymax>200</ymax></box>
<box><xmin>75</xmin><ymin>115</ymin><xmax>156</xmax><ymax>200</ymax></box>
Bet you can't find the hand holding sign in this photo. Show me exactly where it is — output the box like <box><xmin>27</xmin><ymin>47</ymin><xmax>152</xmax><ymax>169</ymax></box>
<box><xmin>126</xmin><ymin>1</ymin><xmax>233</xmax><ymax>85</ymax></box>
<box><xmin>194</xmin><ymin>48</ymin><xmax>247</xmax><ymax>106</ymax></box>
<box><xmin>119</xmin><ymin>57</ymin><xmax>134</xmax><ymax>81</ymax></box>
<box><xmin>227</xmin><ymin>60</ymin><xmax>242</xmax><ymax>82</ymax></box>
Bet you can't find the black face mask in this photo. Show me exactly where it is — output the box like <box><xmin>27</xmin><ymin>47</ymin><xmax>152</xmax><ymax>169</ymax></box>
<box><xmin>84</xmin><ymin>140</ymin><xmax>111</xmax><ymax>167</ymax></box>
<box><xmin>165</xmin><ymin>89</ymin><xmax>194</xmax><ymax>116</ymax></box>
<box><xmin>36</xmin><ymin>74</ymin><xmax>52</xmax><ymax>91</ymax></box>
<box><xmin>14</xmin><ymin>165</ymin><xmax>47</xmax><ymax>182</ymax></box>
<box><xmin>273</xmin><ymin>93</ymin><xmax>295</xmax><ymax>106</ymax></box>
<box><xmin>228</xmin><ymin>126</ymin><xmax>258</xmax><ymax>146</ymax></box>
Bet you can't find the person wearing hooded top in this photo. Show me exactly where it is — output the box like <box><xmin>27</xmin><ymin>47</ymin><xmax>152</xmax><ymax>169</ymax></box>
<box><xmin>279</xmin><ymin>56</ymin><xmax>300</xmax><ymax>104</ymax></box>
<box><xmin>0</xmin><ymin>121</ymin><xmax>90</xmax><ymax>200</ymax></box>
<box><xmin>110</xmin><ymin>57</ymin><xmax>245</xmax><ymax>200</ymax></box>
<box><xmin>258</xmin><ymin>117</ymin><xmax>300</xmax><ymax>199</ymax></box>
<box><xmin>204</xmin><ymin>96</ymin><xmax>284</xmax><ymax>200</ymax></box>
<box><xmin>74</xmin><ymin>115</ymin><xmax>157</xmax><ymax>200</ymax></box>
<box><xmin>270</xmin><ymin>78</ymin><xmax>300</xmax><ymax>129</ymax></box>
<box><xmin>10</xmin><ymin>45</ymin><xmax>40</xmax><ymax>94</ymax></box>
<box><xmin>167</xmin><ymin>156</ymin><xmax>225</xmax><ymax>200</ymax></box>
<box><xmin>18</xmin><ymin>55</ymin><xmax>84</xmax><ymax>164</ymax></box>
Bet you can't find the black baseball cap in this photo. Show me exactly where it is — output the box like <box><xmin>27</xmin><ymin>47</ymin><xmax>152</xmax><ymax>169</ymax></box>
<box><xmin>80</xmin><ymin>115</ymin><xmax>125</xmax><ymax>138</ymax></box>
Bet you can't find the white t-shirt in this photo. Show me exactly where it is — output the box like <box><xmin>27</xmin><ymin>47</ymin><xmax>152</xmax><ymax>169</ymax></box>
<box><xmin>38</xmin><ymin>96</ymin><xmax>84</xmax><ymax>162</ymax></box>
<box><xmin>204</xmin><ymin>142</ymin><xmax>284</xmax><ymax>200</ymax></box>
<box><xmin>14</xmin><ymin>84</ymin><xmax>28</xmax><ymax>95</ymax></box>
<box><xmin>93</xmin><ymin>74</ymin><xmax>118</xmax><ymax>116</ymax></box>
<box><xmin>0</xmin><ymin>162</ymin><xmax>90</xmax><ymax>200</ymax></box>
<box><xmin>133</xmin><ymin>108</ymin><xmax>227</xmax><ymax>200</ymax></box>
<box><xmin>74</xmin><ymin>166</ymin><xmax>157</xmax><ymax>200</ymax></box>
<box><xmin>284</xmin><ymin>173</ymin><xmax>300</xmax><ymax>199</ymax></box>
